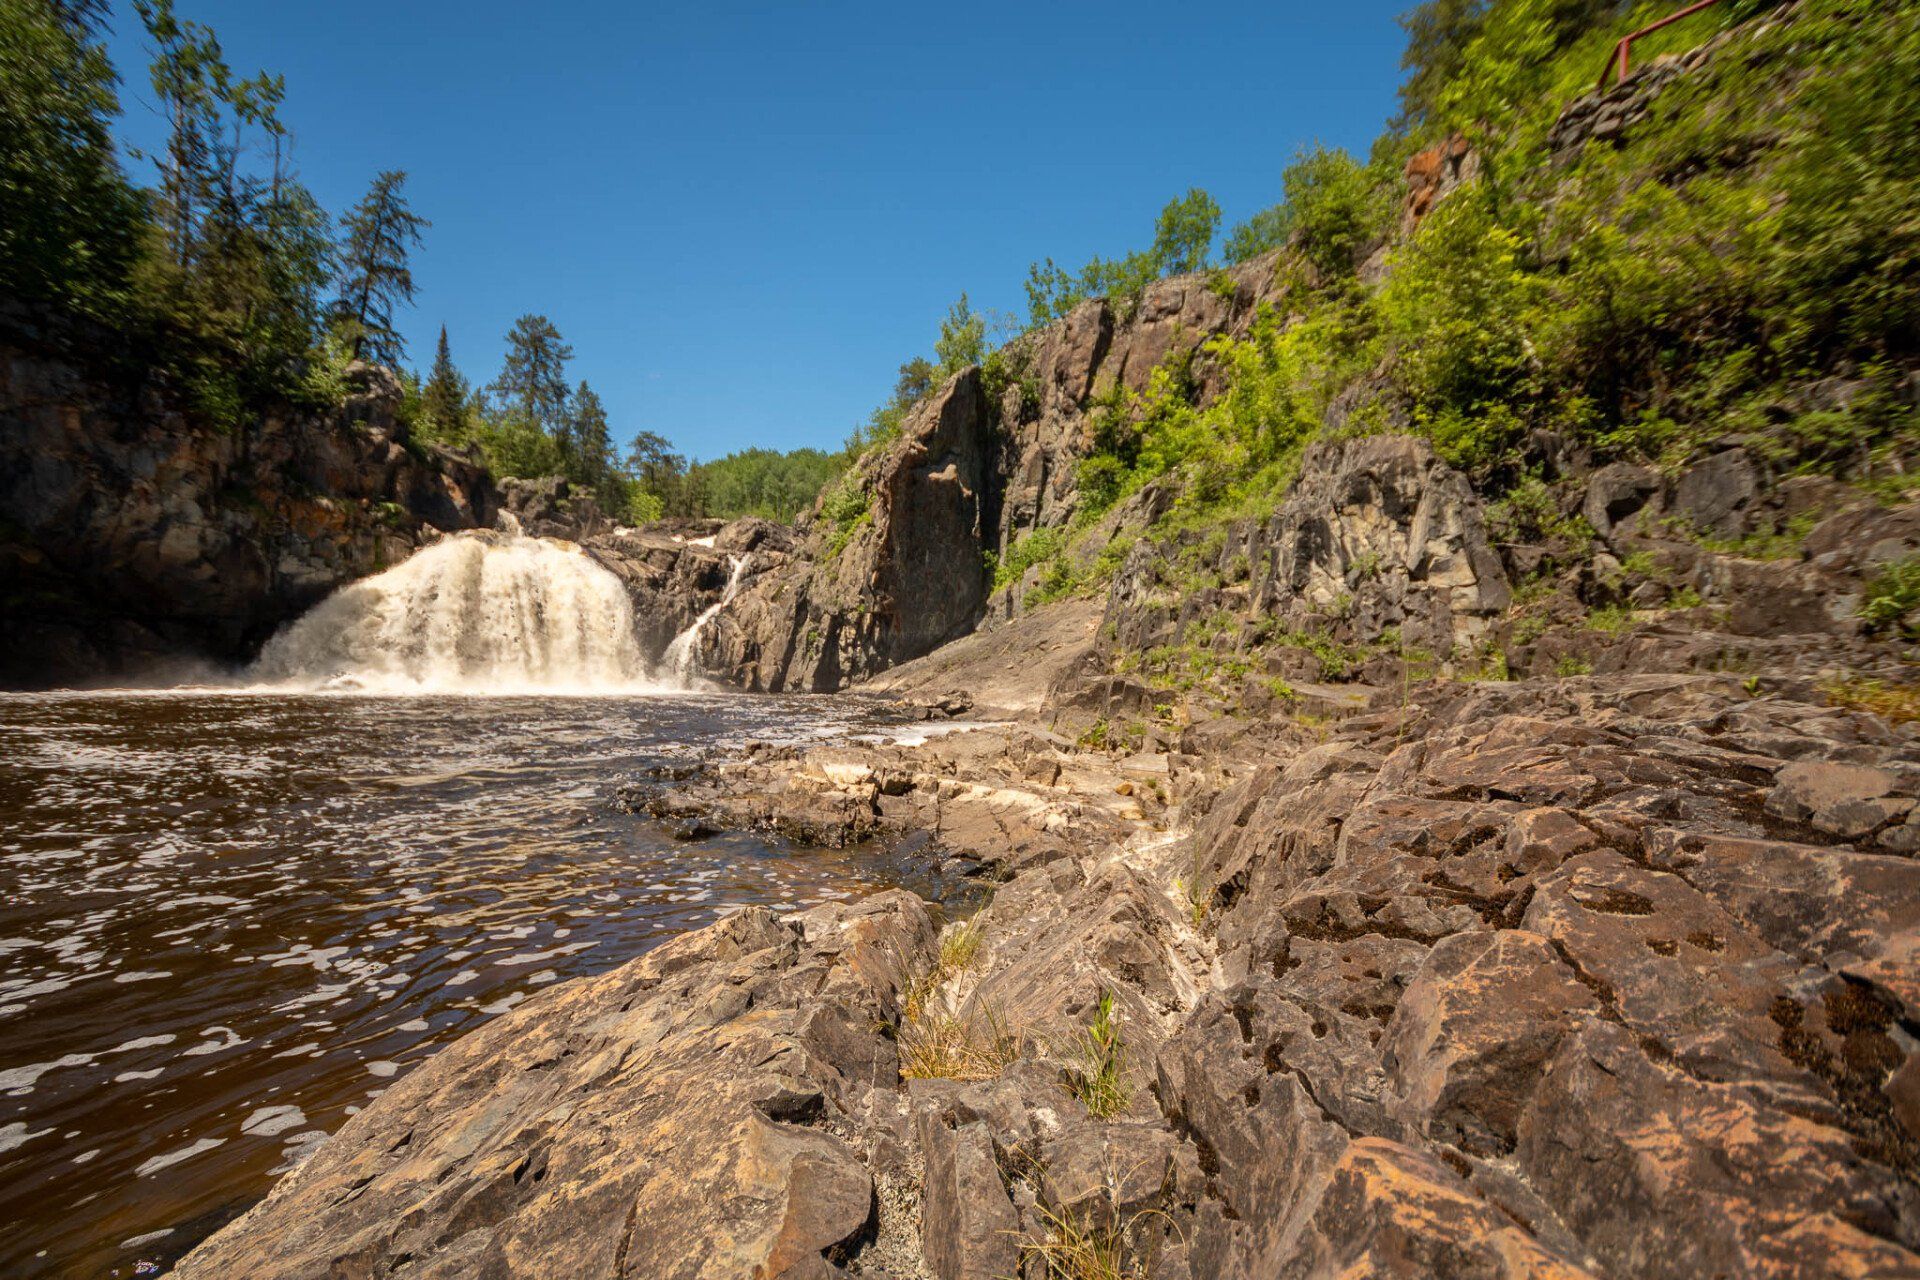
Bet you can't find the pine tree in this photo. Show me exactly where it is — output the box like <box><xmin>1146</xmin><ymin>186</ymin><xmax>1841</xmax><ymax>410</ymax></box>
<box><xmin>331</xmin><ymin>170</ymin><xmax>428</xmax><ymax>365</ymax></box>
<box><xmin>419</xmin><ymin>326</ymin><xmax>470</xmax><ymax>443</ymax></box>
<box><xmin>490</xmin><ymin>314</ymin><xmax>573</xmax><ymax>451</ymax></box>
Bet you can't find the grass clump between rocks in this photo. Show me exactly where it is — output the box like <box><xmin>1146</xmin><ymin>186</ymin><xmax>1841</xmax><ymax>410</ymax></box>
<box><xmin>1860</xmin><ymin>557</ymin><xmax>1920</xmax><ymax>637</ymax></box>
<box><xmin>1823</xmin><ymin>677</ymin><xmax>1920</xmax><ymax>725</ymax></box>
<box><xmin>1019</xmin><ymin>1200</ymin><xmax>1161</xmax><ymax>1280</ymax></box>
<box><xmin>898</xmin><ymin>1005</ymin><xmax>1022</xmax><ymax>1082</ymax></box>
<box><xmin>1064</xmin><ymin>990</ymin><xmax>1131</xmax><ymax>1119</ymax></box>
<box><xmin>939</xmin><ymin>915</ymin><xmax>985</xmax><ymax>974</ymax></box>
<box><xmin>897</xmin><ymin>915</ymin><xmax>1019</xmax><ymax>1082</ymax></box>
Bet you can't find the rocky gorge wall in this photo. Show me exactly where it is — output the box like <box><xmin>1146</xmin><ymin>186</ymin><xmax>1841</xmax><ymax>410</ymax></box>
<box><xmin>0</xmin><ymin>318</ymin><xmax>498</xmax><ymax>687</ymax></box>
<box><xmin>681</xmin><ymin>251</ymin><xmax>1299</xmax><ymax>692</ymax></box>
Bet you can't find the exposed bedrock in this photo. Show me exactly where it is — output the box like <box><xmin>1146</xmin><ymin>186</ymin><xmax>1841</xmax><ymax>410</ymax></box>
<box><xmin>180</xmin><ymin>668</ymin><xmax>1920</xmax><ymax>1278</ymax></box>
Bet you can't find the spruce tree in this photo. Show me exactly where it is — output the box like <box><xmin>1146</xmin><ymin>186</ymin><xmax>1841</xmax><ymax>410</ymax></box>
<box><xmin>331</xmin><ymin>170</ymin><xmax>427</xmax><ymax>365</ymax></box>
<box><xmin>419</xmin><ymin>326</ymin><xmax>469</xmax><ymax>442</ymax></box>
<box><xmin>568</xmin><ymin>380</ymin><xmax>613</xmax><ymax>492</ymax></box>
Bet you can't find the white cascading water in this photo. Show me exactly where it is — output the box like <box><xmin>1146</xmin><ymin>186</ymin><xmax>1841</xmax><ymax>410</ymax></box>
<box><xmin>661</xmin><ymin>554</ymin><xmax>750</xmax><ymax>683</ymax></box>
<box><xmin>251</xmin><ymin>520</ymin><xmax>663</xmax><ymax>694</ymax></box>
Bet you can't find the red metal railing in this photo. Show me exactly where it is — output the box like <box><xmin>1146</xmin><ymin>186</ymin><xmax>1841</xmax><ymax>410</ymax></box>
<box><xmin>1597</xmin><ymin>0</ymin><xmax>1729</xmax><ymax>89</ymax></box>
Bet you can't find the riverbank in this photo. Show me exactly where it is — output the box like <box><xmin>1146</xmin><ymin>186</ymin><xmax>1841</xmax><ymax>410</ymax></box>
<box><xmin>0</xmin><ymin>692</ymin><xmax>962</xmax><ymax>1279</ymax></box>
<box><xmin>173</xmin><ymin>656</ymin><xmax>1920</xmax><ymax>1278</ymax></box>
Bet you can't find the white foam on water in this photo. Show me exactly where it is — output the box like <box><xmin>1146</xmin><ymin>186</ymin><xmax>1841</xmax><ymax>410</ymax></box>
<box><xmin>0</xmin><ymin>1122</ymin><xmax>51</xmax><ymax>1154</ymax></box>
<box><xmin>180</xmin><ymin>1026</ymin><xmax>245</xmax><ymax>1057</ymax></box>
<box><xmin>134</xmin><ymin>1137</ymin><xmax>225</xmax><ymax>1177</ymax></box>
<box><xmin>108</xmin><ymin>1034</ymin><xmax>177</xmax><ymax>1053</ymax></box>
<box><xmin>0</xmin><ymin>1053</ymin><xmax>95</xmax><ymax>1095</ymax></box>
<box><xmin>240</xmin><ymin>1105</ymin><xmax>306</xmax><ymax>1137</ymax></box>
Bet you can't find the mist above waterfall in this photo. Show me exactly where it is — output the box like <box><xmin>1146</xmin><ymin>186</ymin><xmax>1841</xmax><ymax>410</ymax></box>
<box><xmin>251</xmin><ymin>529</ymin><xmax>669</xmax><ymax>694</ymax></box>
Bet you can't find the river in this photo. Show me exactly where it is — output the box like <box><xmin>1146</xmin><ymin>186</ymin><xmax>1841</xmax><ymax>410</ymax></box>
<box><xmin>0</xmin><ymin>690</ymin><xmax>936</xmax><ymax>1278</ymax></box>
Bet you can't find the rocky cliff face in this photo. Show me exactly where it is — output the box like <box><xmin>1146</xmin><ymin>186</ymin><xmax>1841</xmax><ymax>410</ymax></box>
<box><xmin>702</xmin><ymin>371</ymin><xmax>999</xmax><ymax>690</ymax></box>
<box><xmin>697</xmin><ymin>253</ymin><xmax>1295</xmax><ymax>692</ymax></box>
<box><xmin>0</xmin><ymin>327</ymin><xmax>497</xmax><ymax>686</ymax></box>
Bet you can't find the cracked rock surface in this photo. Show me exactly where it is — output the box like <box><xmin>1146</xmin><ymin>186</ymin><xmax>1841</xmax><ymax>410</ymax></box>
<box><xmin>178</xmin><ymin>664</ymin><xmax>1920</xmax><ymax>1278</ymax></box>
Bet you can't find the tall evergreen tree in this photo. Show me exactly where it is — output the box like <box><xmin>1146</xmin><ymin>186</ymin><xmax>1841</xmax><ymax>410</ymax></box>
<box><xmin>568</xmin><ymin>380</ymin><xmax>614</xmax><ymax>492</ymax></box>
<box><xmin>419</xmin><ymin>325</ymin><xmax>469</xmax><ymax>441</ymax></box>
<box><xmin>331</xmin><ymin>169</ymin><xmax>427</xmax><ymax>365</ymax></box>
<box><xmin>490</xmin><ymin>314</ymin><xmax>573</xmax><ymax>447</ymax></box>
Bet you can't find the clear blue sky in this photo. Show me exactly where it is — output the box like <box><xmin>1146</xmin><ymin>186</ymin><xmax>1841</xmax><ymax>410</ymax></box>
<box><xmin>103</xmin><ymin>1</ymin><xmax>1412</xmax><ymax>462</ymax></box>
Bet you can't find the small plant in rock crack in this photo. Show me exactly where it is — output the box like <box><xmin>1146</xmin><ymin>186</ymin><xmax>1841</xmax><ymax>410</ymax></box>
<box><xmin>1065</xmin><ymin>990</ymin><xmax>1132</xmax><ymax>1119</ymax></box>
<box><xmin>1173</xmin><ymin>869</ymin><xmax>1210</xmax><ymax>929</ymax></box>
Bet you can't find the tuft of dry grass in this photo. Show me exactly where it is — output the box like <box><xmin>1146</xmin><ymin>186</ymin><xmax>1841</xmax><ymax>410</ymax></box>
<box><xmin>1018</xmin><ymin>1201</ymin><xmax>1159</xmax><ymax>1280</ymax></box>
<box><xmin>1823</xmin><ymin>677</ymin><xmax>1920</xmax><ymax>724</ymax></box>
<box><xmin>899</xmin><ymin>1003</ymin><xmax>1022</xmax><ymax>1081</ymax></box>
<box><xmin>940</xmin><ymin>915</ymin><xmax>985</xmax><ymax>974</ymax></box>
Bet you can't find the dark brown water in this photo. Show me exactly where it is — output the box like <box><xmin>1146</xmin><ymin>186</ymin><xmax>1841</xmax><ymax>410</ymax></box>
<box><xmin>0</xmin><ymin>692</ymin><xmax>929</xmax><ymax>1278</ymax></box>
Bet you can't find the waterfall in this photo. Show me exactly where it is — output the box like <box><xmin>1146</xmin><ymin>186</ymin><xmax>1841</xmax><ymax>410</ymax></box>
<box><xmin>250</xmin><ymin>528</ymin><xmax>663</xmax><ymax>694</ymax></box>
<box><xmin>661</xmin><ymin>554</ymin><xmax>750</xmax><ymax>683</ymax></box>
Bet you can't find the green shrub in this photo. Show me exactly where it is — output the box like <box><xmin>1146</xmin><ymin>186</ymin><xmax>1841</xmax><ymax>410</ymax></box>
<box><xmin>1283</xmin><ymin>145</ymin><xmax>1395</xmax><ymax>277</ymax></box>
<box><xmin>993</xmin><ymin>527</ymin><xmax>1068</xmax><ymax>593</ymax></box>
<box><xmin>1860</xmin><ymin>557</ymin><xmax>1920</xmax><ymax>636</ymax></box>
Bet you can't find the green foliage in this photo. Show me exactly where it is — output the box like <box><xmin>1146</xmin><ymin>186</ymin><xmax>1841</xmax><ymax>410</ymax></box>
<box><xmin>685</xmin><ymin>447</ymin><xmax>843</xmax><ymax>522</ymax></box>
<box><xmin>474</xmin><ymin>408</ymin><xmax>564</xmax><ymax>480</ymax></box>
<box><xmin>1284</xmin><ymin>145</ymin><xmax>1394</xmax><ymax>277</ymax></box>
<box><xmin>992</xmin><ymin>527</ymin><xmax>1068</xmax><ymax>593</ymax></box>
<box><xmin>416</xmin><ymin>326</ymin><xmax>469</xmax><ymax>445</ymax></box>
<box><xmin>566</xmin><ymin>380</ymin><xmax>620</xmax><ymax>504</ymax></box>
<box><xmin>820</xmin><ymin>471</ymin><xmax>874</xmax><ymax>559</ymax></box>
<box><xmin>1860</xmin><ymin>557</ymin><xmax>1920</xmax><ymax>637</ymax></box>
<box><xmin>1691</xmin><ymin>512</ymin><xmax>1817</xmax><ymax>561</ymax></box>
<box><xmin>490</xmin><ymin>314</ymin><xmax>573</xmax><ymax>442</ymax></box>
<box><xmin>1152</xmin><ymin>187</ymin><xmax>1223</xmax><ymax>276</ymax></box>
<box><xmin>1377</xmin><ymin>184</ymin><xmax>1551</xmax><ymax>467</ymax></box>
<box><xmin>0</xmin><ymin>0</ymin><xmax>141</xmax><ymax>315</ymax></box>
<box><xmin>934</xmin><ymin>292</ymin><xmax>985</xmax><ymax>376</ymax></box>
<box><xmin>1485</xmin><ymin>476</ymin><xmax>1595</xmax><ymax>552</ymax></box>
<box><xmin>331</xmin><ymin>170</ymin><xmax>427</xmax><ymax>366</ymax></box>
<box><xmin>1025</xmin><ymin>188</ymin><xmax>1223</xmax><ymax>327</ymax></box>
<box><xmin>1586</xmin><ymin>603</ymin><xmax>1633</xmax><ymax>634</ymax></box>
<box><xmin>1376</xmin><ymin>0</ymin><xmax>1920</xmax><ymax>477</ymax></box>
<box><xmin>1223</xmin><ymin>203</ymin><xmax>1294</xmax><ymax>264</ymax></box>
<box><xmin>1064</xmin><ymin>990</ymin><xmax>1131</xmax><ymax>1119</ymax></box>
